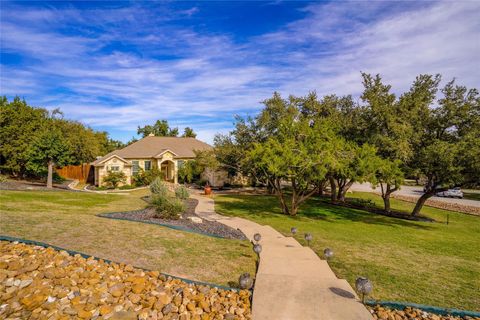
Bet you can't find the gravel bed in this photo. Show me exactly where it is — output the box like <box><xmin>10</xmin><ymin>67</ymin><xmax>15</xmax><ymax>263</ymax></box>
<box><xmin>368</xmin><ymin>305</ymin><xmax>479</xmax><ymax>320</ymax></box>
<box><xmin>0</xmin><ymin>241</ymin><xmax>252</xmax><ymax>319</ymax></box>
<box><xmin>100</xmin><ymin>198</ymin><xmax>247</xmax><ymax>240</ymax></box>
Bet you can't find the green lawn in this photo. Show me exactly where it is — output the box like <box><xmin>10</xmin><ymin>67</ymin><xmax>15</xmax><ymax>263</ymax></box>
<box><xmin>215</xmin><ymin>192</ymin><xmax>480</xmax><ymax>311</ymax></box>
<box><xmin>0</xmin><ymin>190</ymin><xmax>255</xmax><ymax>286</ymax></box>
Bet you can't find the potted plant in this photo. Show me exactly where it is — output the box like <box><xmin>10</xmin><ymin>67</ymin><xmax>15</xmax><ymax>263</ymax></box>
<box><xmin>204</xmin><ymin>181</ymin><xmax>212</xmax><ymax>195</ymax></box>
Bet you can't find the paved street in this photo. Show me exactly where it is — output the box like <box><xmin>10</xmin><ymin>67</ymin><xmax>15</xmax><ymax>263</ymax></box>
<box><xmin>351</xmin><ymin>183</ymin><xmax>480</xmax><ymax>209</ymax></box>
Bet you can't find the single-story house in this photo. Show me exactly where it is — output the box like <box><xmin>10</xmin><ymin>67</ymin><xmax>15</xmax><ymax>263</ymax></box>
<box><xmin>91</xmin><ymin>134</ymin><xmax>212</xmax><ymax>186</ymax></box>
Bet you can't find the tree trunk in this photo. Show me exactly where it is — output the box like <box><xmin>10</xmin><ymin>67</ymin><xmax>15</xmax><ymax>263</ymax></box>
<box><xmin>290</xmin><ymin>205</ymin><xmax>298</xmax><ymax>216</ymax></box>
<box><xmin>317</xmin><ymin>180</ymin><xmax>326</xmax><ymax>196</ymax></box>
<box><xmin>337</xmin><ymin>180</ymin><xmax>354</xmax><ymax>203</ymax></box>
<box><xmin>329</xmin><ymin>176</ymin><xmax>337</xmax><ymax>203</ymax></box>
<box><xmin>412</xmin><ymin>192</ymin><xmax>433</xmax><ymax>216</ymax></box>
<box><xmin>383</xmin><ymin>194</ymin><xmax>391</xmax><ymax>213</ymax></box>
<box><xmin>47</xmin><ymin>160</ymin><xmax>54</xmax><ymax>189</ymax></box>
<box><xmin>267</xmin><ymin>180</ymin><xmax>275</xmax><ymax>194</ymax></box>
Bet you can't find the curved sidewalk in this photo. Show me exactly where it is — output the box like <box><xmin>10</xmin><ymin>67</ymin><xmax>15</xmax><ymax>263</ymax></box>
<box><xmin>191</xmin><ymin>193</ymin><xmax>372</xmax><ymax>320</ymax></box>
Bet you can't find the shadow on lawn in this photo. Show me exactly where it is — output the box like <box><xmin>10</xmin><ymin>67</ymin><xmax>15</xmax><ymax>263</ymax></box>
<box><xmin>218</xmin><ymin>195</ymin><xmax>435</xmax><ymax>231</ymax></box>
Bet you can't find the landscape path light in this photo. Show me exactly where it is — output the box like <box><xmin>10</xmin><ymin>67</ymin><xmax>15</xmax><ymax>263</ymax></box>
<box><xmin>355</xmin><ymin>277</ymin><xmax>373</xmax><ymax>303</ymax></box>
<box><xmin>323</xmin><ymin>248</ymin><xmax>333</xmax><ymax>260</ymax></box>
<box><xmin>304</xmin><ymin>233</ymin><xmax>313</xmax><ymax>247</ymax></box>
<box><xmin>291</xmin><ymin>227</ymin><xmax>297</xmax><ymax>236</ymax></box>
<box><xmin>253</xmin><ymin>243</ymin><xmax>262</xmax><ymax>257</ymax></box>
<box><xmin>253</xmin><ymin>243</ymin><xmax>262</xmax><ymax>271</ymax></box>
<box><xmin>239</xmin><ymin>273</ymin><xmax>253</xmax><ymax>290</ymax></box>
<box><xmin>253</xmin><ymin>233</ymin><xmax>261</xmax><ymax>244</ymax></box>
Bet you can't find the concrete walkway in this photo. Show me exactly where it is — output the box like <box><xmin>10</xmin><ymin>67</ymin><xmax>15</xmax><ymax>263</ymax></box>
<box><xmin>191</xmin><ymin>193</ymin><xmax>372</xmax><ymax>320</ymax></box>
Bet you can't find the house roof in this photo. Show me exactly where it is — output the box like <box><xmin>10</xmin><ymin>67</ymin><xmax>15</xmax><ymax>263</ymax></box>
<box><xmin>92</xmin><ymin>136</ymin><xmax>212</xmax><ymax>166</ymax></box>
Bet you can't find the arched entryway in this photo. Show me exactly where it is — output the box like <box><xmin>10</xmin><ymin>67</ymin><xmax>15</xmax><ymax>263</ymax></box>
<box><xmin>160</xmin><ymin>160</ymin><xmax>175</xmax><ymax>183</ymax></box>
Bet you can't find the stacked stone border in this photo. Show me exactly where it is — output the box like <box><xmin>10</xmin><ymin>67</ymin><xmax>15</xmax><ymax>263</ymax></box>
<box><xmin>0</xmin><ymin>235</ymin><xmax>242</xmax><ymax>293</ymax></box>
<box><xmin>365</xmin><ymin>300</ymin><xmax>480</xmax><ymax>318</ymax></box>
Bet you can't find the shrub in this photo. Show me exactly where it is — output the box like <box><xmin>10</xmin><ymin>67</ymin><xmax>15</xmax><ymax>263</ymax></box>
<box><xmin>0</xmin><ymin>174</ymin><xmax>7</xmax><ymax>183</ymax></box>
<box><xmin>103</xmin><ymin>171</ymin><xmax>127</xmax><ymax>189</ymax></box>
<box><xmin>133</xmin><ymin>168</ymin><xmax>164</xmax><ymax>186</ymax></box>
<box><xmin>175</xmin><ymin>185</ymin><xmax>190</xmax><ymax>200</ymax></box>
<box><xmin>150</xmin><ymin>177</ymin><xmax>169</xmax><ymax>196</ymax></box>
<box><xmin>150</xmin><ymin>194</ymin><xmax>185</xmax><ymax>219</ymax></box>
<box><xmin>350</xmin><ymin>198</ymin><xmax>376</xmax><ymax>208</ymax></box>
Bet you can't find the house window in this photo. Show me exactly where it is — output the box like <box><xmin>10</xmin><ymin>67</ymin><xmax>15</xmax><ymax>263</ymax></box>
<box><xmin>132</xmin><ymin>161</ymin><xmax>140</xmax><ymax>175</ymax></box>
<box><xmin>109</xmin><ymin>166</ymin><xmax>120</xmax><ymax>172</ymax></box>
<box><xmin>144</xmin><ymin>160</ymin><xmax>152</xmax><ymax>171</ymax></box>
<box><xmin>177</xmin><ymin>160</ymin><xmax>185</xmax><ymax>168</ymax></box>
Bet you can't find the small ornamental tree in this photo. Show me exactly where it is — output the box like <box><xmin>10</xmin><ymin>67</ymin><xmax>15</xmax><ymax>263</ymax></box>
<box><xmin>26</xmin><ymin>127</ymin><xmax>72</xmax><ymax>188</ymax></box>
<box><xmin>103</xmin><ymin>171</ymin><xmax>127</xmax><ymax>189</ymax></box>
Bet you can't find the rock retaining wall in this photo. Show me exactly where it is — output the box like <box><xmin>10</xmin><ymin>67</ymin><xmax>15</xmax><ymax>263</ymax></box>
<box><xmin>391</xmin><ymin>194</ymin><xmax>480</xmax><ymax>216</ymax></box>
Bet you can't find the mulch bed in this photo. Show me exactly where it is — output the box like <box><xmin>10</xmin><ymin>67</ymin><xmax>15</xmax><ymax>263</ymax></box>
<box><xmin>0</xmin><ymin>179</ymin><xmax>72</xmax><ymax>191</ymax></box>
<box><xmin>99</xmin><ymin>198</ymin><xmax>247</xmax><ymax>240</ymax></box>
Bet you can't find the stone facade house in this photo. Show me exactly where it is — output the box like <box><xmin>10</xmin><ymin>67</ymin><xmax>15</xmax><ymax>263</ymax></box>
<box><xmin>91</xmin><ymin>135</ymin><xmax>212</xmax><ymax>187</ymax></box>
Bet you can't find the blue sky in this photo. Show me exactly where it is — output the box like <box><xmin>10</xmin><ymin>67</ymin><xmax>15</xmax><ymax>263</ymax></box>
<box><xmin>1</xmin><ymin>1</ymin><xmax>479</xmax><ymax>143</ymax></box>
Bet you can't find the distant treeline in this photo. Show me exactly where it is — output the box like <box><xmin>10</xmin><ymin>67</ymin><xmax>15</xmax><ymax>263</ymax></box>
<box><xmin>0</xmin><ymin>96</ymin><xmax>125</xmax><ymax>179</ymax></box>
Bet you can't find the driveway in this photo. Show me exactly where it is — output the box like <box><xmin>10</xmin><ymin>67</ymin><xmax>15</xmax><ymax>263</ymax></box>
<box><xmin>351</xmin><ymin>183</ymin><xmax>480</xmax><ymax>209</ymax></box>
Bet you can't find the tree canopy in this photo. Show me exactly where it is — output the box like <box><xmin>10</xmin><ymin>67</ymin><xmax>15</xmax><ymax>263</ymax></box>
<box><xmin>0</xmin><ymin>96</ymin><xmax>124</xmax><ymax>182</ymax></box>
<box><xmin>214</xmin><ymin>74</ymin><xmax>479</xmax><ymax>216</ymax></box>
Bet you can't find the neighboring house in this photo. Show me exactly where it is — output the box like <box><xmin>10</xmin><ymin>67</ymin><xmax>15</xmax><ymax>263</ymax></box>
<box><xmin>91</xmin><ymin>134</ymin><xmax>212</xmax><ymax>186</ymax></box>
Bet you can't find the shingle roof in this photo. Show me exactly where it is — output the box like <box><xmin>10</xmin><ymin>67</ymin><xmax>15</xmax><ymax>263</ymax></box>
<box><xmin>92</xmin><ymin>136</ymin><xmax>212</xmax><ymax>165</ymax></box>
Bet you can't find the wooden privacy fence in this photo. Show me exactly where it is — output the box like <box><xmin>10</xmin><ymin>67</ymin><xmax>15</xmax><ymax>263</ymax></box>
<box><xmin>56</xmin><ymin>164</ymin><xmax>92</xmax><ymax>182</ymax></box>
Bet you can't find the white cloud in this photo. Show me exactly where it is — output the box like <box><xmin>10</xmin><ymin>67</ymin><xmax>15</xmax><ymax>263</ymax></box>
<box><xmin>1</xmin><ymin>1</ymin><xmax>479</xmax><ymax>144</ymax></box>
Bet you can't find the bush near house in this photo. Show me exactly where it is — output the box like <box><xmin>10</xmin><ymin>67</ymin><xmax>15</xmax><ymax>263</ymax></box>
<box><xmin>133</xmin><ymin>168</ymin><xmax>164</xmax><ymax>186</ymax></box>
<box><xmin>149</xmin><ymin>178</ymin><xmax>188</xmax><ymax>219</ymax></box>
<box><xmin>149</xmin><ymin>177</ymin><xmax>169</xmax><ymax>196</ymax></box>
<box><xmin>175</xmin><ymin>185</ymin><xmax>190</xmax><ymax>200</ymax></box>
<box><xmin>102</xmin><ymin>171</ymin><xmax>127</xmax><ymax>189</ymax></box>
<box><xmin>150</xmin><ymin>194</ymin><xmax>185</xmax><ymax>219</ymax></box>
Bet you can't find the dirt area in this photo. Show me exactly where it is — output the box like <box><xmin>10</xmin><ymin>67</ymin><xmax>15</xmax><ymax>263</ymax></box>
<box><xmin>99</xmin><ymin>198</ymin><xmax>247</xmax><ymax>240</ymax></box>
<box><xmin>0</xmin><ymin>179</ymin><xmax>72</xmax><ymax>191</ymax></box>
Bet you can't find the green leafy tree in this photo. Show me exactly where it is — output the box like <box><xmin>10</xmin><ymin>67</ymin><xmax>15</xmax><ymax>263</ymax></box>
<box><xmin>94</xmin><ymin>131</ymin><xmax>125</xmax><ymax>154</ymax></box>
<box><xmin>409</xmin><ymin>80</ymin><xmax>479</xmax><ymax>215</ymax></box>
<box><xmin>330</xmin><ymin>142</ymin><xmax>380</xmax><ymax>203</ymax></box>
<box><xmin>356</xmin><ymin>73</ymin><xmax>437</xmax><ymax>211</ymax></box>
<box><xmin>243</xmin><ymin>93</ymin><xmax>338</xmax><ymax>215</ymax></box>
<box><xmin>182</xmin><ymin>127</ymin><xmax>197</xmax><ymax>138</ymax></box>
<box><xmin>214</xmin><ymin>115</ymin><xmax>264</xmax><ymax>188</ymax></box>
<box><xmin>372</xmin><ymin>159</ymin><xmax>404</xmax><ymax>212</ymax></box>
<box><xmin>0</xmin><ymin>96</ymin><xmax>48</xmax><ymax>176</ymax></box>
<box><xmin>26</xmin><ymin>126</ymin><xmax>73</xmax><ymax>188</ymax></box>
<box><xmin>177</xmin><ymin>161</ymin><xmax>200</xmax><ymax>184</ymax></box>
<box><xmin>137</xmin><ymin>120</ymin><xmax>179</xmax><ymax>137</ymax></box>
